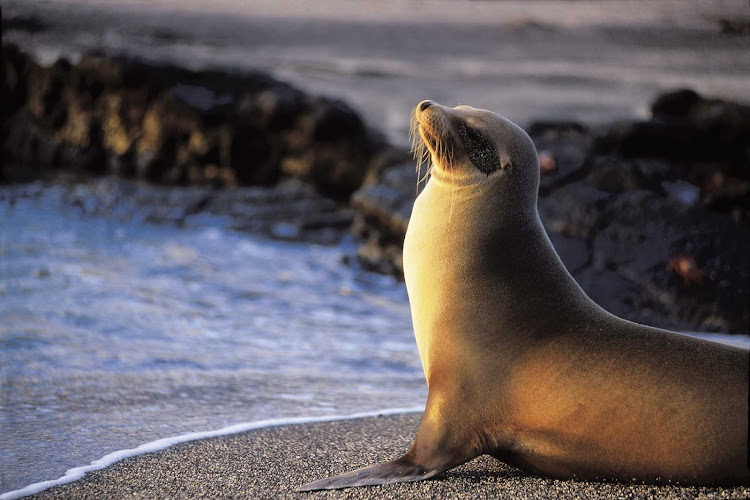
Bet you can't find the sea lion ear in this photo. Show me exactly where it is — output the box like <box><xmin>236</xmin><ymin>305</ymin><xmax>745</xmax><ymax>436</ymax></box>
<box><xmin>501</xmin><ymin>158</ymin><xmax>513</xmax><ymax>174</ymax></box>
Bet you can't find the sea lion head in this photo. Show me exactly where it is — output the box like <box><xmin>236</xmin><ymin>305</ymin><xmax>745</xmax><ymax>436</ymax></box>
<box><xmin>411</xmin><ymin>100</ymin><xmax>540</xmax><ymax>212</ymax></box>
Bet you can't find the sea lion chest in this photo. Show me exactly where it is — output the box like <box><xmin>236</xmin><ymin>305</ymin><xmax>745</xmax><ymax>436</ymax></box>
<box><xmin>403</xmin><ymin>179</ymin><xmax>493</xmax><ymax>383</ymax></box>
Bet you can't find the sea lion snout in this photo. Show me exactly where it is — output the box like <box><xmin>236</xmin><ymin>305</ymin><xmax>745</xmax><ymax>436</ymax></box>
<box><xmin>414</xmin><ymin>101</ymin><xmax>509</xmax><ymax>179</ymax></box>
<box><xmin>412</xmin><ymin>101</ymin><xmax>456</xmax><ymax>170</ymax></box>
<box><xmin>419</xmin><ymin>100</ymin><xmax>433</xmax><ymax>112</ymax></box>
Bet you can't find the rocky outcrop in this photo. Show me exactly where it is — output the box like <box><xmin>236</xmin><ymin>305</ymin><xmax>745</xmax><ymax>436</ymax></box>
<box><xmin>351</xmin><ymin>160</ymin><xmax>416</xmax><ymax>275</ymax></box>
<box><xmin>1</xmin><ymin>44</ymin><xmax>397</xmax><ymax>198</ymax></box>
<box><xmin>594</xmin><ymin>88</ymin><xmax>750</xmax><ymax>224</ymax></box>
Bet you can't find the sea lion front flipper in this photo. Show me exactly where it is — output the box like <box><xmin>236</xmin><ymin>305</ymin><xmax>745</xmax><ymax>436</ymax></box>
<box><xmin>296</xmin><ymin>455</ymin><xmax>446</xmax><ymax>491</ymax></box>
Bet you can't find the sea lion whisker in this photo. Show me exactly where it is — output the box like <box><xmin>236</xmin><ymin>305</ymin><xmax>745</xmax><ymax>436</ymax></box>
<box><xmin>418</xmin><ymin>162</ymin><xmax>433</xmax><ymax>186</ymax></box>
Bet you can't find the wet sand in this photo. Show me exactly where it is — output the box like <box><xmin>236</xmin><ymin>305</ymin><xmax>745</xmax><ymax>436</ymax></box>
<box><xmin>24</xmin><ymin>413</ymin><xmax>750</xmax><ymax>499</ymax></box>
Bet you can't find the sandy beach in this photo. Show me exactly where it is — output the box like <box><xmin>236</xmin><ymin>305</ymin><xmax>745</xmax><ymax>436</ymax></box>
<box><xmin>17</xmin><ymin>413</ymin><xmax>750</xmax><ymax>499</ymax></box>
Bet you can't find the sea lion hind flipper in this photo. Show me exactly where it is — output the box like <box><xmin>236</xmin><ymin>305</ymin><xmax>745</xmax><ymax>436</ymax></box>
<box><xmin>296</xmin><ymin>456</ymin><xmax>445</xmax><ymax>491</ymax></box>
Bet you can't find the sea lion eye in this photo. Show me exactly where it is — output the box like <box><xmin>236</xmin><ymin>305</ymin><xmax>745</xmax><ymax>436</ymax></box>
<box><xmin>457</xmin><ymin>124</ymin><xmax>503</xmax><ymax>175</ymax></box>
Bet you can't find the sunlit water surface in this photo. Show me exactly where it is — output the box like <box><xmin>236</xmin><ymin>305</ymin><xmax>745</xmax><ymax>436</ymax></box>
<box><xmin>0</xmin><ymin>188</ymin><xmax>424</xmax><ymax>493</ymax></box>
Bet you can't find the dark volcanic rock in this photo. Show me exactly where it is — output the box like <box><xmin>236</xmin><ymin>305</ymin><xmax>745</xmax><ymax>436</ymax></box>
<box><xmin>2</xmin><ymin>14</ymin><xmax>50</xmax><ymax>34</ymax></box>
<box><xmin>592</xmin><ymin>189</ymin><xmax>749</xmax><ymax>332</ymax></box>
<box><xmin>601</xmin><ymin>88</ymin><xmax>750</xmax><ymax>166</ymax></box>
<box><xmin>715</xmin><ymin>16</ymin><xmax>750</xmax><ymax>35</ymax></box>
<box><xmin>246</xmin><ymin>87</ymin><xmax>307</xmax><ymax>132</ymax></box>
<box><xmin>350</xmin><ymin>161</ymin><xmax>417</xmax><ymax>275</ymax></box>
<box><xmin>547</xmin><ymin>234</ymin><xmax>589</xmax><ymax>274</ymax></box>
<box><xmin>277</xmin><ymin>97</ymin><xmax>380</xmax><ymax>198</ymax></box>
<box><xmin>572</xmin><ymin>267</ymin><xmax>660</xmax><ymax>326</ymax></box>
<box><xmin>1</xmin><ymin>45</ymin><xmax>384</xmax><ymax>197</ymax></box>
<box><xmin>538</xmin><ymin>182</ymin><xmax>611</xmax><ymax>239</ymax></box>
<box><xmin>352</xmin><ymin>163</ymin><xmax>415</xmax><ymax>241</ymax></box>
<box><xmin>593</xmin><ymin>89</ymin><xmax>750</xmax><ymax>224</ymax></box>
<box><xmin>584</xmin><ymin>157</ymin><xmax>665</xmax><ymax>195</ymax></box>
<box><xmin>528</xmin><ymin>120</ymin><xmax>591</xmax><ymax>193</ymax></box>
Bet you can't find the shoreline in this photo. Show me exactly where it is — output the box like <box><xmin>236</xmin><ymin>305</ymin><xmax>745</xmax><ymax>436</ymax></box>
<box><xmin>3</xmin><ymin>318</ymin><xmax>748</xmax><ymax>500</ymax></box>
<box><xmin>10</xmin><ymin>411</ymin><xmax>750</xmax><ymax>500</ymax></box>
<box><xmin>0</xmin><ymin>407</ymin><xmax>424</xmax><ymax>500</ymax></box>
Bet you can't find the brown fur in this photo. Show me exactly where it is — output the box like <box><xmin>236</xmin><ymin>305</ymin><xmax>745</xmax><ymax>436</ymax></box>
<box><xmin>298</xmin><ymin>102</ymin><xmax>750</xmax><ymax>491</ymax></box>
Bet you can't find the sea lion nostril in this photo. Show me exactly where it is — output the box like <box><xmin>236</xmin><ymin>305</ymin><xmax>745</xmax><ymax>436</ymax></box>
<box><xmin>420</xmin><ymin>101</ymin><xmax>433</xmax><ymax>112</ymax></box>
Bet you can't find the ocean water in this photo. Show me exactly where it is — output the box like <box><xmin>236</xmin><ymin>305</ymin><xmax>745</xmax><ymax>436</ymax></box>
<box><xmin>4</xmin><ymin>0</ymin><xmax>750</xmax><ymax>145</ymax></box>
<box><xmin>0</xmin><ymin>186</ymin><xmax>425</xmax><ymax>494</ymax></box>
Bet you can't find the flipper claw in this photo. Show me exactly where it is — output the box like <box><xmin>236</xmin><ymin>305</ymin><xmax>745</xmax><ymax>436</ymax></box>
<box><xmin>296</xmin><ymin>457</ymin><xmax>444</xmax><ymax>491</ymax></box>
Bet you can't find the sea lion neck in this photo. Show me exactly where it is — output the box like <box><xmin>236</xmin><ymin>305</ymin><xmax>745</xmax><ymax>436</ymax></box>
<box><xmin>407</xmin><ymin>176</ymin><xmax>589</xmax><ymax>332</ymax></box>
<box><xmin>422</xmin><ymin>170</ymin><xmax>539</xmax><ymax>232</ymax></box>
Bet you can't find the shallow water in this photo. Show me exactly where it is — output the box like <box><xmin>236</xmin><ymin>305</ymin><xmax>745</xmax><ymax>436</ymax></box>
<box><xmin>0</xmin><ymin>187</ymin><xmax>424</xmax><ymax>493</ymax></box>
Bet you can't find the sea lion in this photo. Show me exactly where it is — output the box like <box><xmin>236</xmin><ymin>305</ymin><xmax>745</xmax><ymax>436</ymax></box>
<box><xmin>299</xmin><ymin>101</ymin><xmax>750</xmax><ymax>491</ymax></box>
